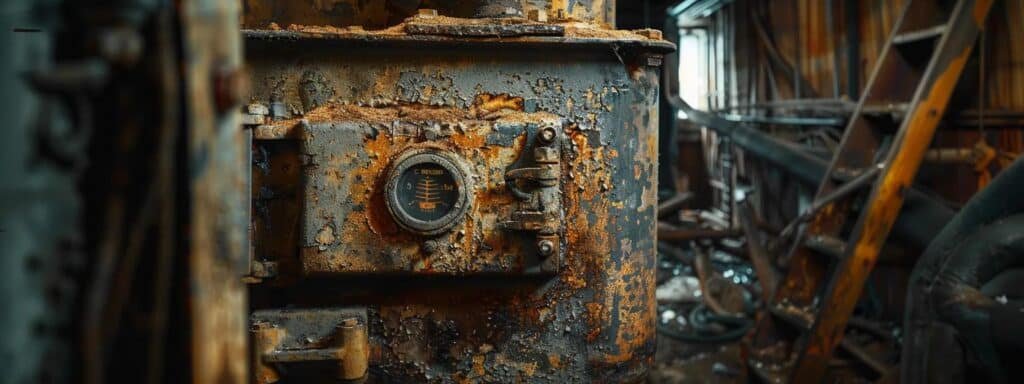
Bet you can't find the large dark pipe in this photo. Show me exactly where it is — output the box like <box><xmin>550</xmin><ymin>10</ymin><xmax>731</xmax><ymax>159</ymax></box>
<box><xmin>927</xmin><ymin>214</ymin><xmax>1024</xmax><ymax>384</ymax></box>
<box><xmin>660</xmin><ymin>16</ymin><xmax>955</xmax><ymax>248</ymax></box>
<box><xmin>902</xmin><ymin>157</ymin><xmax>1024</xmax><ymax>384</ymax></box>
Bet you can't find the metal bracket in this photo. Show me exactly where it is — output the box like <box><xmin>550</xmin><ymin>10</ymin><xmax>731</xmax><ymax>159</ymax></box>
<box><xmin>501</xmin><ymin>123</ymin><xmax>564</xmax><ymax>273</ymax></box>
<box><xmin>251</xmin><ymin>308</ymin><xmax>368</xmax><ymax>383</ymax></box>
<box><xmin>505</xmin><ymin>163</ymin><xmax>558</xmax><ymax>199</ymax></box>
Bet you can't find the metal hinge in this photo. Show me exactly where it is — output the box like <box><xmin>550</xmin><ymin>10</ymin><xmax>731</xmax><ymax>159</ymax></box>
<box><xmin>501</xmin><ymin>122</ymin><xmax>564</xmax><ymax>273</ymax></box>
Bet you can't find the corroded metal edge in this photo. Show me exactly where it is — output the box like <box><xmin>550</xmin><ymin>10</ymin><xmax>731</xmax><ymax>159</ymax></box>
<box><xmin>241</xmin><ymin>29</ymin><xmax>676</xmax><ymax>53</ymax></box>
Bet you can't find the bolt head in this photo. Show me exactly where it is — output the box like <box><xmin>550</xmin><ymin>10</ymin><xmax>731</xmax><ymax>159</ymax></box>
<box><xmin>538</xmin><ymin>126</ymin><xmax>557</xmax><ymax>143</ymax></box>
<box><xmin>527</xmin><ymin>9</ymin><xmax>548</xmax><ymax>22</ymax></box>
<box><xmin>417</xmin><ymin>8</ymin><xmax>438</xmax><ymax>17</ymax></box>
<box><xmin>538</xmin><ymin>240</ymin><xmax>555</xmax><ymax>256</ymax></box>
<box><xmin>422</xmin><ymin>240</ymin><xmax>439</xmax><ymax>254</ymax></box>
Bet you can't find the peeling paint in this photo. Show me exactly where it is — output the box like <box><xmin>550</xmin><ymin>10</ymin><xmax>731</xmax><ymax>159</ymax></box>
<box><xmin>247</xmin><ymin>28</ymin><xmax>666</xmax><ymax>382</ymax></box>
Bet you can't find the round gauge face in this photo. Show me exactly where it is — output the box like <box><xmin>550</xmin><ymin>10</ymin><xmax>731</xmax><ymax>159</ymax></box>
<box><xmin>385</xmin><ymin>150</ymin><xmax>470</xmax><ymax>235</ymax></box>
<box><xmin>395</xmin><ymin>163</ymin><xmax>459</xmax><ymax>222</ymax></box>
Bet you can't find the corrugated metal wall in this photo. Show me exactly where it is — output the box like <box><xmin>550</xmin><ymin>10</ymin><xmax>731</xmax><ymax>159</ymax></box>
<box><xmin>760</xmin><ymin>0</ymin><xmax>1023</xmax><ymax>105</ymax></box>
<box><xmin>720</xmin><ymin>0</ymin><xmax>1023</xmax><ymax>202</ymax></box>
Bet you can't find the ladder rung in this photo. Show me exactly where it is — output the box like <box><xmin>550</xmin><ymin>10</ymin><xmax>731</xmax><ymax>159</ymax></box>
<box><xmin>805</xmin><ymin>234</ymin><xmax>847</xmax><ymax>259</ymax></box>
<box><xmin>838</xmin><ymin>338</ymin><xmax>892</xmax><ymax>375</ymax></box>
<box><xmin>770</xmin><ymin>303</ymin><xmax>813</xmax><ymax>330</ymax></box>
<box><xmin>772</xmin><ymin>302</ymin><xmax>891</xmax><ymax>375</ymax></box>
<box><xmin>828</xmin><ymin>163</ymin><xmax>883</xmax><ymax>189</ymax></box>
<box><xmin>748</xmin><ymin>359</ymin><xmax>788</xmax><ymax>384</ymax></box>
<box><xmin>892</xmin><ymin>25</ymin><xmax>946</xmax><ymax>45</ymax></box>
<box><xmin>771</xmin><ymin>304</ymin><xmax>892</xmax><ymax>375</ymax></box>
<box><xmin>861</xmin><ymin>102</ymin><xmax>909</xmax><ymax>118</ymax></box>
<box><xmin>765</xmin><ymin>0</ymin><xmax>997</xmax><ymax>380</ymax></box>
<box><xmin>830</xmin><ymin>167</ymin><xmax>869</xmax><ymax>182</ymax></box>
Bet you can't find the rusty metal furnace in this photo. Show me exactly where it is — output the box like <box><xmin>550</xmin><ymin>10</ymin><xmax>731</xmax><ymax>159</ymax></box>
<box><xmin>241</xmin><ymin>3</ymin><xmax>674</xmax><ymax>382</ymax></box>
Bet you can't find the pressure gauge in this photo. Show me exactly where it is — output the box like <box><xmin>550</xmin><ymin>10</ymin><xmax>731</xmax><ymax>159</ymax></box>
<box><xmin>384</xmin><ymin>149</ymin><xmax>470</xmax><ymax>236</ymax></box>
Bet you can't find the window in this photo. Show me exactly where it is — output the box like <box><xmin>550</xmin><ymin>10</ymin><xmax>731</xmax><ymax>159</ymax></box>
<box><xmin>677</xmin><ymin>26</ymin><xmax>709</xmax><ymax>118</ymax></box>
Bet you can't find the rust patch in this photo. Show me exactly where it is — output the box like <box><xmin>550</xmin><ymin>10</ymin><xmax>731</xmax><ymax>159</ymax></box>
<box><xmin>314</xmin><ymin>224</ymin><xmax>335</xmax><ymax>248</ymax></box>
<box><xmin>283</xmin><ymin>101</ymin><xmax>564</xmax><ymax>275</ymax></box>
<box><xmin>285</xmin><ymin>23</ymin><xmax>406</xmax><ymax>36</ymax></box>
<box><xmin>470</xmin><ymin>93</ymin><xmax>524</xmax><ymax>118</ymax></box>
<box><xmin>548</xmin><ymin>354</ymin><xmax>562</xmax><ymax>369</ymax></box>
<box><xmin>245</xmin><ymin>38</ymin><xmax>666</xmax><ymax>381</ymax></box>
<box><xmin>253</xmin><ymin>15</ymin><xmax>658</xmax><ymax>42</ymax></box>
<box><xmin>563</xmin><ymin>127</ymin><xmax>617</xmax><ymax>345</ymax></box>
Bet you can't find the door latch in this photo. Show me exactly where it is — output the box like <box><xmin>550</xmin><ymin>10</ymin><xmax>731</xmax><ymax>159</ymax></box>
<box><xmin>502</xmin><ymin>122</ymin><xmax>564</xmax><ymax>273</ymax></box>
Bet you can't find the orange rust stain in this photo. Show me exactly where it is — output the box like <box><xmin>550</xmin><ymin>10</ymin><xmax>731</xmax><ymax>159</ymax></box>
<box><xmin>585</xmin><ymin>302</ymin><xmax>605</xmax><ymax>342</ymax></box>
<box><xmin>364</xmin><ymin>177</ymin><xmax>400</xmax><ymax>236</ymax></box>
<box><xmin>355</xmin><ymin>132</ymin><xmax>400</xmax><ymax>236</ymax></box>
<box><xmin>645</xmin><ymin>123</ymin><xmax>658</xmax><ymax>161</ymax></box>
<box><xmin>520</xmin><ymin>361</ymin><xmax>538</xmax><ymax>377</ymax></box>
<box><xmin>563</xmin><ymin>127</ymin><xmax>619</xmax><ymax>345</ymax></box>
<box><xmin>288</xmin><ymin>102</ymin><xmax>561</xmax><ymax>274</ymax></box>
<box><xmin>255</xmin><ymin>6</ymin><xmax>633</xmax><ymax>38</ymax></box>
<box><xmin>547</xmin><ymin>354</ymin><xmax>562</xmax><ymax>369</ymax></box>
<box><xmin>604</xmin><ymin>243</ymin><xmax>653</xmax><ymax>363</ymax></box>
<box><xmin>255</xmin><ymin>95</ymin><xmax>660</xmax><ymax>373</ymax></box>
<box><xmin>283</xmin><ymin>22</ymin><xmax>406</xmax><ymax>36</ymax></box>
<box><xmin>974</xmin><ymin>0</ymin><xmax>995</xmax><ymax>24</ymax></box>
<box><xmin>450</xmin><ymin>129</ymin><xmax>486</xmax><ymax>148</ymax></box>
<box><xmin>561</xmin><ymin>273</ymin><xmax>587</xmax><ymax>289</ymax></box>
<box><xmin>470</xmin><ymin>93</ymin><xmax>524</xmax><ymax>118</ymax></box>
<box><xmin>472</xmin><ymin>355</ymin><xmax>486</xmax><ymax>377</ymax></box>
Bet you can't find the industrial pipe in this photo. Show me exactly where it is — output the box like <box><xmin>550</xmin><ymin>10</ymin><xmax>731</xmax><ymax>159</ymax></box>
<box><xmin>902</xmin><ymin>156</ymin><xmax>1024</xmax><ymax>384</ymax></box>
<box><xmin>927</xmin><ymin>214</ymin><xmax>1024</xmax><ymax>384</ymax></box>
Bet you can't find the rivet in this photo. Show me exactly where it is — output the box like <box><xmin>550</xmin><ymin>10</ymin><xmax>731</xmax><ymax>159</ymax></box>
<box><xmin>538</xmin><ymin>126</ymin><xmax>557</xmax><ymax>144</ymax></box>
<box><xmin>538</xmin><ymin>240</ymin><xmax>555</xmax><ymax>256</ymax></box>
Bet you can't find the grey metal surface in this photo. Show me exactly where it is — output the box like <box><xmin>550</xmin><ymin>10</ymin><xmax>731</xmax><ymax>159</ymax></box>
<box><xmin>247</xmin><ymin>27</ymin><xmax>668</xmax><ymax>382</ymax></box>
<box><xmin>0</xmin><ymin>2</ymin><xmax>77</xmax><ymax>382</ymax></box>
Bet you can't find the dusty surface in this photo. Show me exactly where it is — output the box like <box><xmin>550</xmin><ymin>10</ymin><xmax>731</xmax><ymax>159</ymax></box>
<box><xmin>273</xmin><ymin>13</ymin><xmax>661</xmax><ymax>41</ymax></box>
<box><xmin>649</xmin><ymin>340</ymin><xmax>746</xmax><ymax>384</ymax></box>
<box><xmin>246</xmin><ymin>29</ymin><xmax>665</xmax><ymax>381</ymax></box>
<box><xmin>284</xmin><ymin>22</ymin><xmax>406</xmax><ymax>36</ymax></box>
<box><xmin>241</xmin><ymin>0</ymin><xmax>617</xmax><ymax>30</ymax></box>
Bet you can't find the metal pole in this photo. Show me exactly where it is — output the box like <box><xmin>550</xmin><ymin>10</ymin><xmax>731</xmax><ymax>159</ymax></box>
<box><xmin>844</xmin><ymin>0</ymin><xmax>860</xmax><ymax>98</ymax></box>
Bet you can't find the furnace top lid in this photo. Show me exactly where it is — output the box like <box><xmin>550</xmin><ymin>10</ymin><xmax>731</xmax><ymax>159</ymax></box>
<box><xmin>244</xmin><ymin>14</ymin><xmax>675</xmax><ymax>54</ymax></box>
